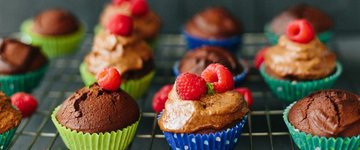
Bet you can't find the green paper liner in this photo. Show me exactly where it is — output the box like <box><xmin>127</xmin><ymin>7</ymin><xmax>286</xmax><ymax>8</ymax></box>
<box><xmin>264</xmin><ymin>24</ymin><xmax>333</xmax><ymax>45</ymax></box>
<box><xmin>79</xmin><ymin>63</ymin><xmax>155</xmax><ymax>99</ymax></box>
<box><xmin>21</xmin><ymin>20</ymin><xmax>85</xmax><ymax>58</ymax></box>
<box><xmin>52</xmin><ymin>107</ymin><xmax>140</xmax><ymax>150</ymax></box>
<box><xmin>283</xmin><ymin>102</ymin><xmax>360</xmax><ymax>150</ymax></box>
<box><xmin>260</xmin><ymin>62</ymin><xmax>342</xmax><ymax>102</ymax></box>
<box><xmin>0</xmin><ymin>127</ymin><xmax>17</xmax><ymax>150</ymax></box>
<box><xmin>0</xmin><ymin>64</ymin><xmax>48</xmax><ymax>96</ymax></box>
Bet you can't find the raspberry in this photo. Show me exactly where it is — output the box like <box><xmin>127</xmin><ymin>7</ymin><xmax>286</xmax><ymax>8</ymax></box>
<box><xmin>11</xmin><ymin>92</ymin><xmax>38</xmax><ymax>118</ymax></box>
<box><xmin>254</xmin><ymin>47</ymin><xmax>268</xmax><ymax>70</ymax></box>
<box><xmin>235</xmin><ymin>88</ymin><xmax>253</xmax><ymax>107</ymax></box>
<box><xmin>152</xmin><ymin>84</ymin><xmax>173</xmax><ymax>113</ymax></box>
<box><xmin>106</xmin><ymin>14</ymin><xmax>133</xmax><ymax>36</ymax></box>
<box><xmin>131</xmin><ymin>0</ymin><xmax>149</xmax><ymax>17</ymax></box>
<box><xmin>97</xmin><ymin>67</ymin><xmax>122</xmax><ymax>91</ymax></box>
<box><xmin>286</xmin><ymin>19</ymin><xmax>315</xmax><ymax>43</ymax></box>
<box><xmin>201</xmin><ymin>63</ymin><xmax>234</xmax><ymax>93</ymax></box>
<box><xmin>175</xmin><ymin>73</ymin><xmax>207</xmax><ymax>100</ymax></box>
<box><xmin>112</xmin><ymin>0</ymin><xmax>129</xmax><ymax>5</ymax></box>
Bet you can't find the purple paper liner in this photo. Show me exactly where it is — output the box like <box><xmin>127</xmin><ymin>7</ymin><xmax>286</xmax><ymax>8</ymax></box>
<box><xmin>182</xmin><ymin>30</ymin><xmax>241</xmax><ymax>53</ymax></box>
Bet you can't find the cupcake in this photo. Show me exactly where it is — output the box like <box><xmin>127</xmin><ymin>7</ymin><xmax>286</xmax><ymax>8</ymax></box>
<box><xmin>0</xmin><ymin>38</ymin><xmax>48</xmax><ymax>96</ymax></box>
<box><xmin>80</xmin><ymin>14</ymin><xmax>155</xmax><ymax>99</ymax></box>
<box><xmin>173</xmin><ymin>46</ymin><xmax>248</xmax><ymax>85</ymax></box>
<box><xmin>21</xmin><ymin>8</ymin><xmax>85</xmax><ymax>58</ymax></box>
<box><xmin>96</xmin><ymin>0</ymin><xmax>161</xmax><ymax>47</ymax></box>
<box><xmin>283</xmin><ymin>90</ymin><xmax>360</xmax><ymax>150</ymax></box>
<box><xmin>52</xmin><ymin>76</ymin><xmax>140</xmax><ymax>150</ymax></box>
<box><xmin>183</xmin><ymin>7</ymin><xmax>242</xmax><ymax>52</ymax></box>
<box><xmin>0</xmin><ymin>92</ymin><xmax>22</xmax><ymax>150</ymax></box>
<box><xmin>260</xmin><ymin>19</ymin><xmax>342</xmax><ymax>101</ymax></box>
<box><xmin>158</xmin><ymin>64</ymin><xmax>249</xmax><ymax>150</ymax></box>
<box><xmin>265</xmin><ymin>4</ymin><xmax>334</xmax><ymax>44</ymax></box>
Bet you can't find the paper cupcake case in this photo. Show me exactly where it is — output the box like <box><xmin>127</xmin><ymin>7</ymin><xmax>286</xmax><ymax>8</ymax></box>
<box><xmin>0</xmin><ymin>64</ymin><xmax>48</xmax><ymax>96</ymax></box>
<box><xmin>20</xmin><ymin>20</ymin><xmax>85</xmax><ymax>58</ymax></box>
<box><xmin>283</xmin><ymin>102</ymin><xmax>360</xmax><ymax>150</ymax></box>
<box><xmin>51</xmin><ymin>107</ymin><xmax>140</xmax><ymax>150</ymax></box>
<box><xmin>0</xmin><ymin>127</ymin><xmax>17</xmax><ymax>150</ymax></box>
<box><xmin>260</xmin><ymin>62</ymin><xmax>342</xmax><ymax>102</ymax></box>
<box><xmin>79</xmin><ymin>63</ymin><xmax>155</xmax><ymax>99</ymax></box>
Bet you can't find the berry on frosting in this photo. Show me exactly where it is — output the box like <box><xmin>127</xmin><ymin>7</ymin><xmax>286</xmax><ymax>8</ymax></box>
<box><xmin>152</xmin><ymin>84</ymin><xmax>173</xmax><ymax>113</ymax></box>
<box><xmin>235</xmin><ymin>88</ymin><xmax>253</xmax><ymax>107</ymax></box>
<box><xmin>96</xmin><ymin>67</ymin><xmax>122</xmax><ymax>91</ymax></box>
<box><xmin>286</xmin><ymin>19</ymin><xmax>315</xmax><ymax>43</ymax></box>
<box><xmin>107</xmin><ymin>14</ymin><xmax>133</xmax><ymax>36</ymax></box>
<box><xmin>176</xmin><ymin>73</ymin><xmax>207</xmax><ymax>100</ymax></box>
<box><xmin>254</xmin><ymin>47</ymin><xmax>268</xmax><ymax>70</ymax></box>
<box><xmin>131</xmin><ymin>0</ymin><xmax>149</xmax><ymax>17</ymax></box>
<box><xmin>201</xmin><ymin>63</ymin><xmax>234</xmax><ymax>93</ymax></box>
<box><xmin>11</xmin><ymin>92</ymin><xmax>38</xmax><ymax>118</ymax></box>
<box><xmin>112</xmin><ymin>0</ymin><xmax>129</xmax><ymax>5</ymax></box>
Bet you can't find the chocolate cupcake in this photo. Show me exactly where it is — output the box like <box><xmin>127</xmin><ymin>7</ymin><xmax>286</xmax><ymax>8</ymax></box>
<box><xmin>0</xmin><ymin>38</ymin><xmax>48</xmax><ymax>96</ymax></box>
<box><xmin>52</xmin><ymin>83</ymin><xmax>140</xmax><ymax>149</ymax></box>
<box><xmin>284</xmin><ymin>90</ymin><xmax>360</xmax><ymax>150</ymax></box>
<box><xmin>183</xmin><ymin>7</ymin><xmax>242</xmax><ymax>52</ymax></box>
<box><xmin>265</xmin><ymin>4</ymin><xmax>334</xmax><ymax>44</ymax></box>
<box><xmin>21</xmin><ymin>8</ymin><xmax>85</xmax><ymax>58</ymax></box>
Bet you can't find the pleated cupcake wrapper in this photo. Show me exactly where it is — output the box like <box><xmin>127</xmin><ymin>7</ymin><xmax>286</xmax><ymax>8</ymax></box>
<box><xmin>283</xmin><ymin>102</ymin><xmax>360</xmax><ymax>150</ymax></box>
<box><xmin>264</xmin><ymin>24</ymin><xmax>333</xmax><ymax>45</ymax></box>
<box><xmin>21</xmin><ymin>20</ymin><xmax>85</xmax><ymax>58</ymax></box>
<box><xmin>79</xmin><ymin>63</ymin><xmax>155</xmax><ymax>99</ymax></box>
<box><xmin>0</xmin><ymin>64</ymin><xmax>48</xmax><ymax>96</ymax></box>
<box><xmin>172</xmin><ymin>60</ymin><xmax>249</xmax><ymax>86</ymax></box>
<box><xmin>162</xmin><ymin>116</ymin><xmax>247</xmax><ymax>150</ymax></box>
<box><xmin>182</xmin><ymin>30</ymin><xmax>241</xmax><ymax>53</ymax></box>
<box><xmin>0</xmin><ymin>127</ymin><xmax>17</xmax><ymax>150</ymax></box>
<box><xmin>51</xmin><ymin>107</ymin><xmax>140</xmax><ymax>150</ymax></box>
<box><xmin>260</xmin><ymin>62</ymin><xmax>342</xmax><ymax>102</ymax></box>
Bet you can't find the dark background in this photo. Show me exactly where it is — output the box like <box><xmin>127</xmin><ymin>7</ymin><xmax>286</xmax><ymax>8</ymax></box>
<box><xmin>0</xmin><ymin>0</ymin><xmax>359</xmax><ymax>34</ymax></box>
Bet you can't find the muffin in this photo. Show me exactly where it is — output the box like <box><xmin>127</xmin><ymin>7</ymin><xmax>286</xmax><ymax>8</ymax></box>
<box><xmin>51</xmin><ymin>83</ymin><xmax>140</xmax><ymax>150</ymax></box>
<box><xmin>96</xmin><ymin>0</ymin><xmax>161</xmax><ymax>47</ymax></box>
<box><xmin>284</xmin><ymin>90</ymin><xmax>360</xmax><ymax>150</ymax></box>
<box><xmin>0</xmin><ymin>92</ymin><xmax>22</xmax><ymax>149</ymax></box>
<box><xmin>80</xmin><ymin>14</ymin><xmax>155</xmax><ymax>99</ymax></box>
<box><xmin>158</xmin><ymin>64</ymin><xmax>249</xmax><ymax>150</ymax></box>
<box><xmin>183</xmin><ymin>7</ymin><xmax>242</xmax><ymax>52</ymax></box>
<box><xmin>0</xmin><ymin>38</ymin><xmax>48</xmax><ymax>96</ymax></box>
<box><xmin>265</xmin><ymin>4</ymin><xmax>334</xmax><ymax>44</ymax></box>
<box><xmin>260</xmin><ymin>19</ymin><xmax>342</xmax><ymax>101</ymax></box>
<box><xmin>173</xmin><ymin>46</ymin><xmax>248</xmax><ymax>85</ymax></box>
<box><xmin>21</xmin><ymin>8</ymin><xmax>85</xmax><ymax>58</ymax></box>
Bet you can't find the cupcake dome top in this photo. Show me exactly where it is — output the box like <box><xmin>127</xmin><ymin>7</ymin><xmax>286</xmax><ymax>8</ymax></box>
<box><xmin>0</xmin><ymin>92</ymin><xmax>22</xmax><ymax>134</ymax></box>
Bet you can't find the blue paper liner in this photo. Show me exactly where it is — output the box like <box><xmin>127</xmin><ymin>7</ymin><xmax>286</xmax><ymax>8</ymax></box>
<box><xmin>158</xmin><ymin>113</ymin><xmax>248</xmax><ymax>150</ymax></box>
<box><xmin>182</xmin><ymin>30</ymin><xmax>241</xmax><ymax>53</ymax></box>
<box><xmin>0</xmin><ymin>127</ymin><xmax>17</xmax><ymax>150</ymax></box>
<box><xmin>172</xmin><ymin>60</ymin><xmax>249</xmax><ymax>86</ymax></box>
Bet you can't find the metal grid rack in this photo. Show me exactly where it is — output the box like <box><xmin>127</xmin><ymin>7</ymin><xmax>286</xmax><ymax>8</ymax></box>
<box><xmin>5</xmin><ymin>33</ymin><xmax>356</xmax><ymax>150</ymax></box>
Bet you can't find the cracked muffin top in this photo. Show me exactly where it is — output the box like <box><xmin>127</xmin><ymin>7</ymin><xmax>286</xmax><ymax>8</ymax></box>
<box><xmin>56</xmin><ymin>83</ymin><xmax>140</xmax><ymax>133</ymax></box>
<box><xmin>288</xmin><ymin>89</ymin><xmax>360</xmax><ymax>137</ymax></box>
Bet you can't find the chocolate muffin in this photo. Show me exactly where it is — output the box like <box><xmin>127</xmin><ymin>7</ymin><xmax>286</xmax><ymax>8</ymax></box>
<box><xmin>0</xmin><ymin>92</ymin><xmax>22</xmax><ymax>133</ymax></box>
<box><xmin>178</xmin><ymin>46</ymin><xmax>243</xmax><ymax>75</ymax></box>
<box><xmin>56</xmin><ymin>83</ymin><xmax>140</xmax><ymax>133</ymax></box>
<box><xmin>0</xmin><ymin>38</ymin><xmax>48</xmax><ymax>75</ymax></box>
<box><xmin>32</xmin><ymin>8</ymin><xmax>80</xmax><ymax>36</ymax></box>
<box><xmin>288</xmin><ymin>89</ymin><xmax>360</xmax><ymax>137</ymax></box>
<box><xmin>185</xmin><ymin>7</ymin><xmax>242</xmax><ymax>39</ymax></box>
<box><xmin>270</xmin><ymin>4</ymin><xmax>334</xmax><ymax>35</ymax></box>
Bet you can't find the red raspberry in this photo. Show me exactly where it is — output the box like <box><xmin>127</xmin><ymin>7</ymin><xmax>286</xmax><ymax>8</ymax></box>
<box><xmin>96</xmin><ymin>67</ymin><xmax>122</xmax><ymax>91</ymax></box>
<box><xmin>254</xmin><ymin>47</ymin><xmax>268</xmax><ymax>70</ymax></box>
<box><xmin>106</xmin><ymin>14</ymin><xmax>133</xmax><ymax>36</ymax></box>
<box><xmin>235</xmin><ymin>88</ymin><xmax>253</xmax><ymax>107</ymax></box>
<box><xmin>176</xmin><ymin>73</ymin><xmax>207</xmax><ymax>100</ymax></box>
<box><xmin>152</xmin><ymin>84</ymin><xmax>173</xmax><ymax>113</ymax></box>
<box><xmin>11</xmin><ymin>92</ymin><xmax>38</xmax><ymax>118</ymax></box>
<box><xmin>131</xmin><ymin>0</ymin><xmax>149</xmax><ymax>17</ymax></box>
<box><xmin>112</xmin><ymin>0</ymin><xmax>129</xmax><ymax>5</ymax></box>
<box><xmin>201</xmin><ymin>63</ymin><xmax>234</xmax><ymax>93</ymax></box>
<box><xmin>286</xmin><ymin>19</ymin><xmax>315</xmax><ymax>43</ymax></box>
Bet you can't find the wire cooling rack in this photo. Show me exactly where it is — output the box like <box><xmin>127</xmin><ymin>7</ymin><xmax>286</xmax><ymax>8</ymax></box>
<box><xmin>5</xmin><ymin>33</ymin><xmax>357</xmax><ymax>150</ymax></box>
